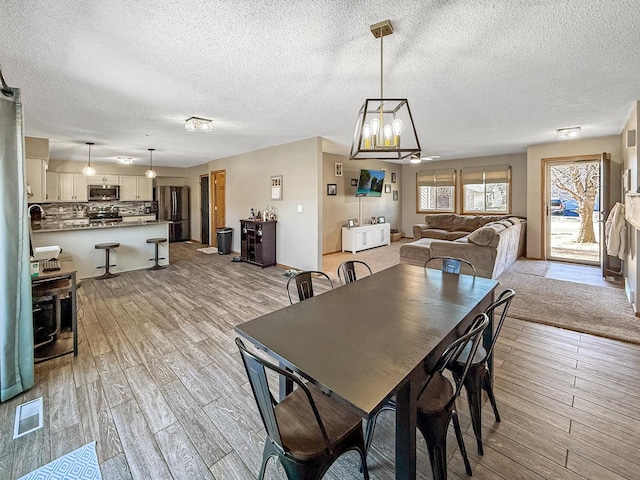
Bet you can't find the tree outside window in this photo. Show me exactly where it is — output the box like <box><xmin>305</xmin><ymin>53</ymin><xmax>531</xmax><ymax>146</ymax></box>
<box><xmin>416</xmin><ymin>169</ymin><xmax>456</xmax><ymax>213</ymax></box>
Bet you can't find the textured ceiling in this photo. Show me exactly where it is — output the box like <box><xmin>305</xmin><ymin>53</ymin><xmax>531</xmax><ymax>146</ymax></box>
<box><xmin>2</xmin><ymin>0</ymin><xmax>640</xmax><ymax>167</ymax></box>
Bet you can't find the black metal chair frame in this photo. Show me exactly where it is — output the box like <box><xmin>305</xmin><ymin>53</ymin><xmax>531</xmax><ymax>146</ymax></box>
<box><xmin>364</xmin><ymin>313</ymin><xmax>490</xmax><ymax>480</ymax></box>
<box><xmin>286</xmin><ymin>270</ymin><xmax>334</xmax><ymax>304</ymax></box>
<box><xmin>236</xmin><ymin>338</ymin><xmax>370</xmax><ymax>480</ymax></box>
<box><xmin>424</xmin><ymin>256</ymin><xmax>477</xmax><ymax>276</ymax></box>
<box><xmin>449</xmin><ymin>288</ymin><xmax>515</xmax><ymax>455</ymax></box>
<box><xmin>337</xmin><ymin>260</ymin><xmax>373</xmax><ymax>285</ymax></box>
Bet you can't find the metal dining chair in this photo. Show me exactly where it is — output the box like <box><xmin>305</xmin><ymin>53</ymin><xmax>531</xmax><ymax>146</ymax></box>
<box><xmin>236</xmin><ymin>338</ymin><xmax>370</xmax><ymax>480</ymax></box>
<box><xmin>337</xmin><ymin>260</ymin><xmax>372</xmax><ymax>285</ymax></box>
<box><xmin>364</xmin><ymin>313</ymin><xmax>490</xmax><ymax>480</ymax></box>
<box><xmin>448</xmin><ymin>288</ymin><xmax>515</xmax><ymax>455</ymax></box>
<box><xmin>286</xmin><ymin>270</ymin><xmax>333</xmax><ymax>304</ymax></box>
<box><xmin>424</xmin><ymin>256</ymin><xmax>477</xmax><ymax>276</ymax></box>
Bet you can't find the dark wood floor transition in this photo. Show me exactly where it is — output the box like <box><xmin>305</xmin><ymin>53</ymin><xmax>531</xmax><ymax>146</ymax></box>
<box><xmin>2</xmin><ymin>242</ymin><xmax>640</xmax><ymax>479</ymax></box>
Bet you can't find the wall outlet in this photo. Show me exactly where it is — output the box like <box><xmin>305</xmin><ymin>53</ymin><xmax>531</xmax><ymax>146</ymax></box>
<box><xmin>297</xmin><ymin>204</ymin><xmax>303</xmax><ymax>213</ymax></box>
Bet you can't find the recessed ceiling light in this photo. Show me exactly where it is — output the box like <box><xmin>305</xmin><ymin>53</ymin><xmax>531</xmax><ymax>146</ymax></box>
<box><xmin>117</xmin><ymin>157</ymin><xmax>133</xmax><ymax>165</ymax></box>
<box><xmin>557</xmin><ymin>127</ymin><xmax>581</xmax><ymax>140</ymax></box>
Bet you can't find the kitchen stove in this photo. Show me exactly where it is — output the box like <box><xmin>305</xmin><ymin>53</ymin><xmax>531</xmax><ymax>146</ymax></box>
<box><xmin>88</xmin><ymin>207</ymin><xmax>122</xmax><ymax>223</ymax></box>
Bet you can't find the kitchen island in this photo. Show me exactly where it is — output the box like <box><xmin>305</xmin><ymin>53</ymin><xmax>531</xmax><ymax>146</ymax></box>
<box><xmin>32</xmin><ymin>220</ymin><xmax>170</xmax><ymax>279</ymax></box>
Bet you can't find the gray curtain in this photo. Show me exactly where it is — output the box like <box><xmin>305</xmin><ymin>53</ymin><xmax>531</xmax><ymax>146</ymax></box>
<box><xmin>1</xmin><ymin>86</ymin><xmax>34</xmax><ymax>402</ymax></box>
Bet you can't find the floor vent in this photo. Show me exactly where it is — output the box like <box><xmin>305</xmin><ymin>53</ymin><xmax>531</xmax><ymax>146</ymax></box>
<box><xmin>13</xmin><ymin>397</ymin><xmax>43</xmax><ymax>439</ymax></box>
<box><xmin>627</xmin><ymin>129</ymin><xmax>636</xmax><ymax>148</ymax></box>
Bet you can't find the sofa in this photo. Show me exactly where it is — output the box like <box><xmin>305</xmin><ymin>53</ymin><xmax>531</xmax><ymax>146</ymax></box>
<box><xmin>401</xmin><ymin>214</ymin><xmax>526</xmax><ymax>279</ymax></box>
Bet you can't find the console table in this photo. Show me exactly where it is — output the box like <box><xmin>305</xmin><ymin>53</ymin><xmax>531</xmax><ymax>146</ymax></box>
<box><xmin>31</xmin><ymin>256</ymin><xmax>78</xmax><ymax>363</ymax></box>
<box><xmin>342</xmin><ymin>222</ymin><xmax>390</xmax><ymax>253</ymax></box>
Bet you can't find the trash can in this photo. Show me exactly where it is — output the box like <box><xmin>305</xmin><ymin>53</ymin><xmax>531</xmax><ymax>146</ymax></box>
<box><xmin>216</xmin><ymin>227</ymin><xmax>233</xmax><ymax>255</ymax></box>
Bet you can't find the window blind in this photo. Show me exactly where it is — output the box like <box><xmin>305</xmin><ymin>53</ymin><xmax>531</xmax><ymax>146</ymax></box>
<box><xmin>461</xmin><ymin>165</ymin><xmax>510</xmax><ymax>185</ymax></box>
<box><xmin>416</xmin><ymin>169</ymin><xmax>455</xmax><ymax>187</ymax></box>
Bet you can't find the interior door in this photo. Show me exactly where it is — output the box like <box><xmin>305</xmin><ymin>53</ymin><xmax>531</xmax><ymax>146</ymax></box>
<box><xmin>200</xmin><ymin>175</ymin><xmax>210</xmax><ymax>245</ymax></box>
<box><xmin>210</xmin><ymin>170</ymin><xmax>226</xmax><ymax>247</ymax></box>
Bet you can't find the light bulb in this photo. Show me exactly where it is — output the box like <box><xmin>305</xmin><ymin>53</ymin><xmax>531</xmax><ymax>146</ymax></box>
<box><xmin>82</xmin><ymin>164</ymin><xmax>96</xmax><ymax>176</ymax></box>
<box><xmin>370</xmin><ymin>118</ymin><xmax>380</xmax><ymax>135</ymax></box>
<box><xmin>362</xmin><ymin>124</ymin><xmax>372</xmax><ymax>149</ymax></box>
<box><xmin>145</xmin><ymin>169</ymin><xmax>156</xmax><ymax>179</ymax></box>
<box><xmin>392</xmin><ymin>119</ymin><xmax>402</xmax><ymax>146</ymax></box>
<box><xmin>410</xmin><ymin>157</ymin><xmax>421</xmax><ymax>164</ymax></box>
<box><xmin>383</xmin><ymin>124</ymin><xmax>392</xmax><ymax>146</ymax></box>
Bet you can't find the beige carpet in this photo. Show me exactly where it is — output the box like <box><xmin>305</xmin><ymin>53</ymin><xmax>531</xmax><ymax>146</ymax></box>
<box><xmin>323</xmin><ymin>245</ymin><xmax>640</xmax><ymax>344</ymax></box>
<box><xmin>498</xmin><ymin>264</ymin><xmax>640</xmax><ymax>344</ymax></box>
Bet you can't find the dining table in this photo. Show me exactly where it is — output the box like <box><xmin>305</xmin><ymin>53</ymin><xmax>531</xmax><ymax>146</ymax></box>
<box><xmin>235</xmin><ymin>263</ymin><xmax>498</xmax><ymax>480</ymax></box>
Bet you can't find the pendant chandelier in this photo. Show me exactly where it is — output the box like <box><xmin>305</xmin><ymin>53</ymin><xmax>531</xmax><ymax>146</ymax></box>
<box><xmin>82</xmin><ymin>142</ymin><xmax>96</xmax><ymax>176</ymax></box>
<box><xmin>350</xmin><ymin>20</ymin><xmax>421</xmax><ymax>161</ymax></box>
<box><xmin>145</xmin><ymin>148</ymin><xmax>157</xmax><ymax>179</ymax></box>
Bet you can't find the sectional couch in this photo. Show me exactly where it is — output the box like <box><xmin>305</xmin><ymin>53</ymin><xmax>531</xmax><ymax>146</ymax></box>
<box><xmin>400</xmin><ymin>214</ymin><xmax>526</xmax><ymax>279</ymax></box>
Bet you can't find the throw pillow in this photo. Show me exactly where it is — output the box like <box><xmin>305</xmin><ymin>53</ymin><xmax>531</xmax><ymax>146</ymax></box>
<box><xmin>468</xmin><ymin>224</ymin><xmax>506</xmax><ymax>246</ymax></box>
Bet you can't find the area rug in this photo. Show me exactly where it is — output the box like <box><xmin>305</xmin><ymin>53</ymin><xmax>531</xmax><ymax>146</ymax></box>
<box><xmin>498</xmin><ymin>269</ymin><xmax>640</xmax><ymax>344</ymax></box>
<box><xmin>196</xmin><ymin>247</ymin><xmax>218</xmax><ymax>254</ymax></box>
<box><xmin>19</xmin><ymin>441</ymin><xmax>102</xmax><ymax>480</ymax></box>
<box><xmin>505</xmin><ymin>259</ymin><xmax>550</xmax><ymax>277</ymax></box>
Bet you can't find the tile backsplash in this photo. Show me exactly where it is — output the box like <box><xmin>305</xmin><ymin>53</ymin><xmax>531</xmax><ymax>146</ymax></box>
<box><xmin>33</xmin><ymin>201</ymin><xmax>152</xmax><ymax>228</ymax></box>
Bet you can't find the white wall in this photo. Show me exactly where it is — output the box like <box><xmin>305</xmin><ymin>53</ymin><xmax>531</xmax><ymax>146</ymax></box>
<box><xmin>322</xmin><ymin>153</ymin><xmax>402</xmax><ymax>254</ymax></box>
<box><xmin>208</xmin><ymin>137</ymin><xmax>322</xmax><ymax>270</ymax></box>
<box><xmin>526</xmin><ymin>136</ymin><xmax>622</xmax><ymax>259</ymax></box>
<box><xmin>185</xmin><ymin>164</ymin><xmax>209</xmax><ymax>244</ymax></box>
<box><xmin>401</xmin><ymin>153</ymin><xmax>527</xmax><ymax>237</ymax></box>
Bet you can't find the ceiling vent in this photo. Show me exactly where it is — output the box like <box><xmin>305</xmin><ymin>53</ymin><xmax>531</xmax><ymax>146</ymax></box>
<box><xmin>627</xmin><ymin>129</ymin><xmax>636</xmax><ymax>148</ymax></box>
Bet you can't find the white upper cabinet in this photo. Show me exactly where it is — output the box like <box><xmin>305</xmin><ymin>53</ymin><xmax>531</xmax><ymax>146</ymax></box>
<box><xmin>86</xmin><ymin>174</ymin><xmax>120</xmax><ymax>186</ymax></box>
<box><xmin>59</xmin><ymin>173</ymin><xmax>88</xmax><ymax>202</ymax></box>
<box><xmin>46</xmin><ymin>171</ymin><xmax>59</xmax><ymax>202</ymax></box>
<box><xmin>26</xmin><ymin>157</ymin><xmax>47</xmax><ymax>203</ymax></box>
<box><xmin>120</xmin><ymin>176</ymin><xmax>153</xmax><ymax>201</ymax></box>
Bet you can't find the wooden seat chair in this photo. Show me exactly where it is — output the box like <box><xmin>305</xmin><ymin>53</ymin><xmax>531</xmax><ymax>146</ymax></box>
<box><xmin>424</xmin><ymin>256</ymin><xmax>477</xmax><ymax>276</ymax></box>
<box><xmin>286</xmin><ymin>270</ymin><xmax>333</xmax><ymax>304</ymax></box>
<box><xmin>448</xmin><ymin>288</ymin><xmax>515</xmax><ymax>455</ymax></box>
<box><xmin>337</xmin><ymin>260</ymin><xmax>372</xmax><ymax>285</ymax></box>
<box><xmin>364</xmin><ymin>313</ymin><xmax>490</xmax><ymax>480</ymax></box>
<box><xmin>236</xmin><ymin>338</ymin><xmax>370</xmax><ymax>480</ymax></box>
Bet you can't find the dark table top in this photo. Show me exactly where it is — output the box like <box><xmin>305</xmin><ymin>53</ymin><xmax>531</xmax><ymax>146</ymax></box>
<box><xmin>236</xmin><ymin>263</ymin><xmax>498</xmax><ymax>416</ymax></box>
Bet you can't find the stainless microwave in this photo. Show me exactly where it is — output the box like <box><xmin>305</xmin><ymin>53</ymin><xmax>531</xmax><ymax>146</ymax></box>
<box><xmin>88</xmin><ymin>184</ymin><xmax>120</xmax><ymax>201</ymax></box>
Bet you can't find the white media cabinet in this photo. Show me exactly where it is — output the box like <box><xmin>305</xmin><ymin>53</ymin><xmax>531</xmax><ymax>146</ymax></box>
<box><xmin>341</xmin><ymin>223</ymin><xmax>391</xmax><ymax>253</ymax></box>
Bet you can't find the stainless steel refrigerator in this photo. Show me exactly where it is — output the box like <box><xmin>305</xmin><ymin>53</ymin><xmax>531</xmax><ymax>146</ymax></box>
<box><xmin>155</xmin><ymin>186</ymin><xmax>190</xmax><ymax>242</ymax></box>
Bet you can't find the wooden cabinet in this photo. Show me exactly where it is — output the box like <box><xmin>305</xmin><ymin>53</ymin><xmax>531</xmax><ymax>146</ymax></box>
<box><xmin>59</xmin><ymin>173</ymin><xmax>88</xmax><ymax>202</ymax></box>
<box><xmin>240</xmin><ymin>220</ymin><xmax>276</xmax><ymax>268</ymax></box>
<box><xmin>46</xmin><ymin>171</ymin><xmax>59</xmax><ymax>202</ymax></box>
<box><xmin>86</xmin><ymin>174</ymin><xmax>119</xmax><ymax>186</ymax></box>
<box><xmin>120</xmin><ymin>175</ymin><xmax>153</xmax><ymax>201</ymax></box>
<box><xmin>26</xmin><ymin>157</ymin><xmax>47</xmax><ymax>203</ymax></box>
<box><xmin>341</xmin><ymin>223</ymin><xmax>390</xmax><ymax>253</ymax></box>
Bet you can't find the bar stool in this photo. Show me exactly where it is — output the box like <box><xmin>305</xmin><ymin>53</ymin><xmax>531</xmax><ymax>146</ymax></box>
<box><xmin>95</xmin><ymin>242</ymin><xmax>120</xmax><ymax>279</ymax></box>
<box><xmin>146</xmin><ymin>237</ymin><xmax>167</xmax><ymax>270</ymax></box>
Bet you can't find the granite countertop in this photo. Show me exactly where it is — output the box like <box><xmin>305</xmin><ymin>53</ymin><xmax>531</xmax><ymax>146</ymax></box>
<box><xmin>32</xmin><ymin>220</ymin><xmax>168</xmax><ymax>233</ymax></box>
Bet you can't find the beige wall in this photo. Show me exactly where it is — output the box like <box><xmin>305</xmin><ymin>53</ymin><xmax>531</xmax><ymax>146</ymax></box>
<box><xmin>322</xmin><ymin>153</ymin><xmax>402</xmax><ymax>254</ymax></box>
<box><xmin>401</xmin><ymin>153</ymin><xmax>527</xmax><ymax>237</ymax></box>
<box><xmin>621</xmin><ymin>101</ymin><xmax>638</xmax><ymax>311</ymax></box>
<box><xmin>208</xmin><ymin>137</ymin><xmax>322</xmax><ymax>270</ymax></box>
<box><xmin>25</xmin><ymin>136</ymin><xmax>49</xmax><ymax>158</ymax></box>
<box><xmin>526</xmin><ymin>136</ymin><xmax>622</xmax><ymax>259</ymax></box>
<box><xmin>185</xmin><ymin>164</ymin><xmax>209</xmax><ymax>244</ymax></box>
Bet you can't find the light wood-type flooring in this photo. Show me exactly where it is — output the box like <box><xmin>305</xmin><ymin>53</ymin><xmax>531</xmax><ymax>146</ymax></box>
<box><xmin>2</xmin><ymin>242</ymin><xmax>640</xmax><ymax>479</ymax></box>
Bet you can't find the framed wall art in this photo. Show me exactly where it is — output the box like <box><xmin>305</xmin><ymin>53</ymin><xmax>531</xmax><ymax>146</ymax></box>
<box><xmin>384</xmin><ymin>184</ymin><xmax>391</xmax><ymax>193</ymax></box>
<box><xmin>391</xmin><ymin>172</ymin><xmax>397</xmax><ymax>183</ymax></box>
<box><xmin>327</xmin><ymin>183</ymin><xmax>337</xmax><ymax>195</ymax></box>
<box><xmin>393</xmin><ymin>190</ymin><xmax>399</xmax><ymax>201</ymax></box>
<box><xmin>270</xmin><ymin>175</ymin><xmax>283</xmax><ymax>200</ymax></box>
<box><xmin>335</xmin><ymin>163</ymin><xmax>343</xmax><ymax>176</ymax></box>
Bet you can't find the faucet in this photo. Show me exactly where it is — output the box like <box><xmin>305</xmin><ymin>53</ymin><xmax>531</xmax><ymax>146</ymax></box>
<box><xmin>28</xmin><ymin>204</ymin><xmax>45</xmax><ymax>219</ymax></box>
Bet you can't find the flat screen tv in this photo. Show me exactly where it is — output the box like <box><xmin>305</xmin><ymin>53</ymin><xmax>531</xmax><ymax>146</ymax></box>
<box><xmin>356</xmin><ymin>169</ymin><xmax>385</xmax><ymax>197</ymax></box>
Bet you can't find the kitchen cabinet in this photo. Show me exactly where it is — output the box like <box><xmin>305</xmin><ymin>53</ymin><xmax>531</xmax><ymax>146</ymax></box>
<box><xmin>59</xmin><ymin>173</ymin><xmax>88</xmax><ymax>202</ymax></box>
<box><xmin>46</xmin><ymin>171</ymin><xmax>59</xmax><ymax>202</ymax></box>
<box><xmin>120</xmin><ymin>175</ymin><xmax>153</xmax><ymax>201</ymax></box>
<box><xmin>26</xmin><ymin>157</ymin><xmax>47</xmax><ymax>203</ymax></box>
<box><xmin>86</xmin><ymin>174</ymin><xmax>119</xmax><ymax>186</ymax></box>
<box><xmin>341</xmin><ymin>223</ymin><xmax>390</xmax><ymax>253</ymax></box>
<box><xmin>240</xmin><ymin>220</ymin><xmax>276</xmax><ymax>267</ymax></box>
